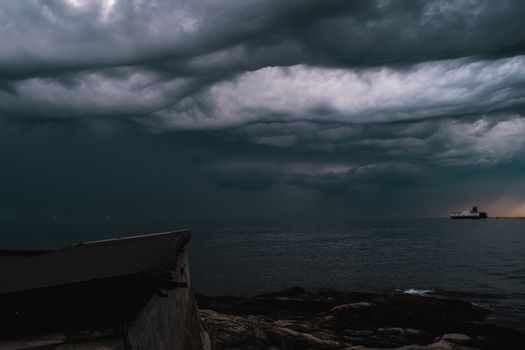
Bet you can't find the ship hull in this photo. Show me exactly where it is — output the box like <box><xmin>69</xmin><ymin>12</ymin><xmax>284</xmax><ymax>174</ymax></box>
<box><xmin>450</xmin><ymin>213</ymin><xmax>487</xmax><ymax>219</ymax></box>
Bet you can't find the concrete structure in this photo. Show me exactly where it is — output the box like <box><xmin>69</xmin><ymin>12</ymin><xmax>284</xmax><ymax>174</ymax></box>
<box><xmin>0</xmin><ymin>230</ymin><xmax>210</xmax><ymax>350</ymax></box>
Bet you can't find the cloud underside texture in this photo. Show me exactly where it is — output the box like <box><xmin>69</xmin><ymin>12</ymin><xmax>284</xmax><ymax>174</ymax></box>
<box><xmin>2</xmin><ymin>0</ymin><xmax>525</xmax><ymax>216</ymax></box>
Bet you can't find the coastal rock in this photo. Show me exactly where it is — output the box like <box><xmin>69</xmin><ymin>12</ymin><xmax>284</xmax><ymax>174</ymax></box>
<box><xmin>421</xmin><ymin>334</ymin><xmax>477</xmax><ymax>350</ymax></box>
<box><xmin>330</xmin><ymin>302</ymin><xmax>374</xmax><ymax>313</ymax></box>
<box><xmin>197</xmin><ymin>288</ymin><xmax>525</xmax><ymax>350</ymax></box>
<box><xmin>199</xmin><ymin>309</ymin><xmax>268</xmax><ymax>348</ymax></box>
<box><xmin>273</xmin><ymin>327</ymin><xmax>342</xmax><ymax>349</ymax></box>
<box><xmin>440</xmin><ymin>333</ymin><xmax>473</xmax><ymax>345</ymax></box>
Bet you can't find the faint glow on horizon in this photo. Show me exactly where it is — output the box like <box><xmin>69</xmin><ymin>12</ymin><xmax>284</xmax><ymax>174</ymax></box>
<box><xmin>505</xmin><ymin>203</ymin><xmax>525</xmax><ymax>217</ymax></box>
<box><xmin>486</xmin><ymin>199</ymin><xmax>525</xmax><ymax>217</ymax></box>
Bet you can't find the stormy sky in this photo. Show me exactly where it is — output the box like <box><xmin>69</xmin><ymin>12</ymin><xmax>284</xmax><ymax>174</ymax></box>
<box><xmin>2</xmin><ymin>0</ymin><xmax>525</xmax><ymax>219</ymax></box>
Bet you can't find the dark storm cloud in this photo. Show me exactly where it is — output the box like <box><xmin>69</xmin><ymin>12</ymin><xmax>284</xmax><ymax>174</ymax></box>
<box><xmin>2</xmin><ymin>0</ymin><xmax>525</xmax><ymax>128</ymax></box>
<box><xmin>216</xmin><ymin>161</ymin><xmax>428</xmax><ymax>192</ymax></box>
<box><xmin>230</xmin><ymin>115</ymin><xmax>525</xmax><ymax>165</ymax></box>
<box><xmin>2</xmin><ymin>0</ymin><xmax>525</xmax><ymax>218</ymax></box>
<box><xmin>3</xmin><ymin>0</ymin><xmax>525</xmax><ymax>77</ymax></box>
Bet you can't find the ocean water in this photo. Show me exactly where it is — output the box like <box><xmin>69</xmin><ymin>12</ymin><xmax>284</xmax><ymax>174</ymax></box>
<box><xmin>1</xmin><ymin>218</ymin><xmax>524</xmax><ymax>330</ymax></box>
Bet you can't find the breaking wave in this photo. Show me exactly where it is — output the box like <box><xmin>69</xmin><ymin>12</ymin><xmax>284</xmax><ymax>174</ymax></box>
<box><xmin>402</xmin><ymin>288</ymin><xmax>434</xmax><ymax>296</ymax></box>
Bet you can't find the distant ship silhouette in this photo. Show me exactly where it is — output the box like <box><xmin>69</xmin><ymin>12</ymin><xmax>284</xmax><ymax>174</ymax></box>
<box><xmin>450</xmin><ymin>206</ymin><xmax>488</xmax><ymax>219</ymax></box>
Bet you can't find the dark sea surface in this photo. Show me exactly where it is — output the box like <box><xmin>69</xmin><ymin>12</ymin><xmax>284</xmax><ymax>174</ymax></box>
<box><xmin>1</xmin><ymin>218</ymin><xmax>524</xmax><ymax>330</ymax></box>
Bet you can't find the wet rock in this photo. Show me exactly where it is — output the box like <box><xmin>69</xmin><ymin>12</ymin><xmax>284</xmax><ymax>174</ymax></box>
<box><xmin>272</xmin><ymin>319</ymin><xmax>312</xmax><ymax>333</ymax></box>
<box><xmin>440</xmin><ymin>333</ymin><xmax>473</xmax><ymax>345</ymax></box>
<box><xmin>197</xmin><ymin>288</ymin><xmax>525</xmax><ymax>350</ymax></box>
<box><xmin>330</xmin><ymin>302</ymin><xmax>374</xmax><ymax>313</ymax></box>
<box><xmin>199</xmin><ymin>309</ymin><xmax>268</xmax><ymax>349</ymax></box>
<box><xmin>274</xmin><ymin>327</ymin><xmax>342</xmax><ymax>349</ymax></box>
<box><xmin>420</xmin><ymin>333</ymin><xmax>477</xmax><ymax>350</ymax></box>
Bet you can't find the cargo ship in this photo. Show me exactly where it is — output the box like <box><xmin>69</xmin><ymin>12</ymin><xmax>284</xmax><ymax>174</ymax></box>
<box><xmin>450</xmin><ymin>206</ymin><xmax>488</xmax><ymax>219</ymax></box>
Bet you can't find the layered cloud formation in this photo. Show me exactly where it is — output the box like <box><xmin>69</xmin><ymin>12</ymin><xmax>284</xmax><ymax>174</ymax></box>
<box><xmin>2</xmin><ymin>0</ymin><xmax>525</xmax><ymax>217</ymax></box>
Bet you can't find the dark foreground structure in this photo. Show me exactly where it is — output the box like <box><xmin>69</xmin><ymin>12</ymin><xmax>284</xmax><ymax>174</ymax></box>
<box><xmin>0</xmin><ymin>230</ymin><xmax>210</xmax><ymax>350</ymax></box>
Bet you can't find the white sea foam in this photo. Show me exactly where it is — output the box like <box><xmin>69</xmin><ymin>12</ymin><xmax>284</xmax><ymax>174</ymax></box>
<box><xmin>403</xmin><ymin>288</ymin><xmax>434</xmax><ymax>296</ymax></box>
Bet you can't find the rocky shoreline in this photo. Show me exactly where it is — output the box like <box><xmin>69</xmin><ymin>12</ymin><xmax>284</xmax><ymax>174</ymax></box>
<box><xmin>197</xmin><ymin>287</ymin><xmax>524</xmax><ymax>350</ymax></box>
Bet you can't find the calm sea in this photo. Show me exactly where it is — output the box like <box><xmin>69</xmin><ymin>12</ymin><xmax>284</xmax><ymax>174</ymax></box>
<box><xmin>1</xmin><ymin>218</ymin><xmax>524</xmax><ymax>330</ymax></box>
